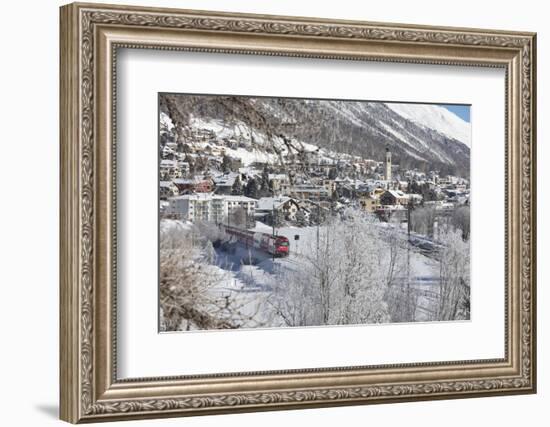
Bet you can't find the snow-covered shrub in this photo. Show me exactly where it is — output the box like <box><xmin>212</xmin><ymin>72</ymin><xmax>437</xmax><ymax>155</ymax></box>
<box><xmin>159</xmin><ymin>220</ymin><xmax>251</xmax><ymax>331</ymax></box>
<box><xmin>436</xmin><ymin>226</ymin><xmax>470</xmax><ymax>320</ymax></box>
<box><xmin>195</xmin><ymin>220</ymin><xmax>228</xmax><ymax>243</ymax></box>
<box><xmin>270</xmin><ymin>209</ymin><xmax>390</xmax><ymax>327</ymax></box>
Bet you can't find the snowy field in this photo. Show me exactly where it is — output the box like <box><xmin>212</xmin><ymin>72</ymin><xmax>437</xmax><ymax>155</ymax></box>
<box><xmin>159</xmin><ymin>217</ymin><xmax>451</xmax><ymax>332</ymax></box>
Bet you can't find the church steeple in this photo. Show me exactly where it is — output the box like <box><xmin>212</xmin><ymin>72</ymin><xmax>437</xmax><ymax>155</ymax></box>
<box><xmin>385</xmin><ymin>147</ymin><xmax>392</xmax><ymax>181</ymax></box>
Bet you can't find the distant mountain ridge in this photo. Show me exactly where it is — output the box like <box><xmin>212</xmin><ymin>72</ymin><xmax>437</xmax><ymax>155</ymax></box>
<box><xmin>386</xmin><ymin>103</ymin><xmax>470</xmax><ymax>148</ymax></box>
<box><xmin>160</xmin><ymin>95</ymin><xmax>471</xmax><ymax>178</ymax></box>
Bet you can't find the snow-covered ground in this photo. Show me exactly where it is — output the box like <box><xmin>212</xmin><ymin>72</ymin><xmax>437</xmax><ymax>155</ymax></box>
<box><xmin>160</xmin><ymin>217</ymin><xmax>445</xmax><ymax>330</ymax></box>
<box><xmin>210</xmin><ymin>221</ymin><xmax>441</xmax><ymax>325</ymax></box>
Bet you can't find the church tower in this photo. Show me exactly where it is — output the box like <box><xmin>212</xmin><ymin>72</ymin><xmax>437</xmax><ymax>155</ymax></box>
<box><xmin>384</xmin><ymin>147</ymin><xmax>392</xmax><ymax>182</ymax></box>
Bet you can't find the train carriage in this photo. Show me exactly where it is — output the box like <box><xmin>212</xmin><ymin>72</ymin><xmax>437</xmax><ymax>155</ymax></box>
<box><xmin>222</xmin><ymin>225</ymin><xmax>289</xmax><ymax>257</ymax></box>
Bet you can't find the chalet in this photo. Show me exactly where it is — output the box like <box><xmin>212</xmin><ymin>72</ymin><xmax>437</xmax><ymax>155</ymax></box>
<box><xmin>213</xmin><ymin>172</ymin><xmax>239</xmax><ymax>195</ymax></box>
<box><xmin>256</xmin><ymin>196</ymin><xmax>301</xmax><ymax>222</ymax></box>
<box><xmin>296</xmin><ymin>199</ymin><xmax>331</xmax><ymax>224</ymax></box>
<box><xmin>268</xmin><ymin>173</ymin><xmax>290</xmax><ymax>193</ymax></box>
<box><xmin>380</xmin><ymin>190</ymin><xmax>410</xmax><ymax>206</ymax></box>
<box><xmin>159</xmin><ymin>181</ymin><xmax>179</xmax><ymax>200</ymax></box>
<box><xmin>334</xmin><ymin>178</ymin><xmax>368</xmax><ymax>198</ymax></box>
<box><xmin>159</xmin><ymin>159</ymin><xmax>183</xmax><ymax>180</ymax></box>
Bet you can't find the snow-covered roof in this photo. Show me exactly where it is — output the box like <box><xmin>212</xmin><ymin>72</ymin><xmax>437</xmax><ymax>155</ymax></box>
<box><xmin>335</xmin><ymin>177</ymin><xmax>365</xmax><ymax>185</ymax></box>
<box><xmin>169</xmin><ymin>193</ymin><xmax>256</xmax><ymax>203</ymax></box>
<box><xmin>238</xmin><ymin>167</ymin><xmax>262</xmax><ymax>180</ymax></box>
<box><xmin>290</xmin><ymin>184</ymin><xmax>329</xmax><ymax>192</ymax></box>
<box><xmin>385</xmin><ymin>190</ymin><xmax>409</xmax><ymax>198</ymax></box>
<box><xmin>173</xmin><ymin>178</ymin><xmax>194</xmax><ymax>185</ymax></box>
<box><xmin>160</xmin><ymin>112</ymin><xmax>175</xmax><ymax>131</ymax></box>
<box><xmin>256</xmin><ymin>196</ymin><xmax>294</xmax><ymax>211</ymax></box>
<box><xmin>160</xmin><ymin>159</ymin><xmax>178</xmax><ymax>167</ymax></box>
<box><xmin>213</xmin><ymin>172</ymin><xmax>238</xmax><ymax>186</ymax></box>
<box><xmin>214</xmin><ymin>195</ymin><xmax>256</xmax><ymax>203</ymax></box>
<box><xmin>268</xmin><ymin>173</ymin><xmax>288</xmax><ymax>181</ymax></box>
<box><xmin>378</xmin><ymin>204</ymin><xmax>406</xmax><ymax>211</ymax></box>
<box><xmin>169</xmin><ymin>193</ymin><xmax>212</xmax><ymax>201</ymax></box>
<box><xmin>173</xmin><ymin>177</ymin><xmax>211</xmax><ymax>185</ymax></box>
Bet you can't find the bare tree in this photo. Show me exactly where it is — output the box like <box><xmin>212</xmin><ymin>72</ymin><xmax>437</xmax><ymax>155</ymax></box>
<box><xmin>384</xmin><ymin>219</ymin><xmax>404</xmax><ymax>289</ymax></box>
<box><xmin>382</xmin><ymin>219</ymin><xmax>415</xmax><ymax>323</ymax></box>
<box><xmin>159</xmin><ymin>221</ymin><xmax>261</xmax><ymax>331</ymax></box>
<box><xmin>411</xmin><ymin>206</ymin><xmax>436</xmax><ymax>238</ymax></box>
<box><xmin>230</xmin><ymin>207</ymin><xmax>248</xmax><ymax>229</ymax></box>
<box><xmin>270</xmin><ymin>210</ymin><xmax>390</xmax><ymax>327</ymax></box>
<box><xmin>451</xmin><ymin>205</ymin><xmax>470</xmax><ymax>240</ymax></box>
<box><xmin>436</xmin><ymin>226</ymin><xmax>470</xmax><ymax>321</ymax></box>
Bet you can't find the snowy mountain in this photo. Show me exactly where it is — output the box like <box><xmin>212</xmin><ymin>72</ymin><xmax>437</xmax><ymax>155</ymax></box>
<box><xmin>386</xmin><ymin>103</ymin><xmax>470</xmax><ymax>148</ymax></box>
<box><xmin>160</xmin><ymin>95</ymin><xmax>471</xmax><ymax>177</ymax></box>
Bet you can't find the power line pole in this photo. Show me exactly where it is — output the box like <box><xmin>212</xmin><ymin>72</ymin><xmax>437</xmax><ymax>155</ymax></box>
<box><xmin>272</xmin><ymin>204</ymin><xmax>276</xmax><ymax>237</ymax></box>
<box><xmin>272</xmin><ymin>201</ymin><xmax>276</xmax><ymax>263</ymax></box>
<box><xmin>316</xmin><ymin>202</ymin><xmax>320</xmax><ymax>258</ymax></box>
<box><xmin>406</xmin><ymin>197</ymin><xmax>414</xmax><ymax>321</ymax></box>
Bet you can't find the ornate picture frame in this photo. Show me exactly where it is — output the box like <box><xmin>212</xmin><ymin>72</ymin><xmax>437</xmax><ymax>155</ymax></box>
<box><xmin>60</xmin><ymin>2</ymin><xmax>536</xmax><ymax>423</ymax></box>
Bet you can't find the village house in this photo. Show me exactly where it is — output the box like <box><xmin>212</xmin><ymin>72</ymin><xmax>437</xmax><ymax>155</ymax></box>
<box><xmin>296</xmin><ymin>199</ymin><xmax>330</xmax><ymax>224</ymax></box>
<box><xmin>370</xmin><ymin>187</ymin><xmax>386</xmax><ymax>199</ymax></box>
<box><xmin>178</xmin><ymin>160</ymin><xmax>190</xmax><ymax>174</ymax></box>
<box><xmin>161</xmin><ymin>145</ymin><xmax>175</xmax><ymax>158</ymax></box>
<box><xmin>268</xmin><ymin>173</ymin><xmax>290</xmax><ymax>193</ymax></box>
<box><xmin>321</xmin><ymin>179</ymin><xmax>337</xmax><ymax>197</ymax></box>
<box><xmin>336</xmin><ymin>178</ymin><xmax>373</xmax><ymax>199</ymax></box>
<box><xmin>283</xmin><ymin>184</ymin><xmax>330</xmax><ymax>201</ymax></box>
<box><xmin>213</xmin><ymin>172</ymin><xmax>239</xmax><ymax>195</ymax></box>
<box><xmin>159</xmin><ymin>181</ymin><xmax>179</xmax><ymax>200</ymax></box>
<box><xmin>359</xmin><ymin>194</ymin><xmax>381</xmax><ymax>213</ymax></box>
<box><xmin>173</xmin><ymin>176</ymin><xmax>213</xmax><ymax>194</ymax></box>
<box><xmin>380</xmin><ymin>189</ymin><xmax>410</xmax><ymax>206</ymax></box>
<box><xmin>159</xmin><ymin>159</ymin><xmax>183</xmax><ymax>180</ymax></box>
<box><xmin>256</xmin><ymin>196</ymin><xmax>301</xmax><ymax>223</ymax></box>
<box><xmin>439</xmin><ymin>175</ymin><xmax>466</xmax><ymax>185</ymax></box>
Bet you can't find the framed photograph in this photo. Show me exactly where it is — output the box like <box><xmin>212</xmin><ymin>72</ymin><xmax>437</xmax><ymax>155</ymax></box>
<box><xmin>60</xmin><ymin>2</ymin><xmax>537</xmax><ymax>423</ymax></box>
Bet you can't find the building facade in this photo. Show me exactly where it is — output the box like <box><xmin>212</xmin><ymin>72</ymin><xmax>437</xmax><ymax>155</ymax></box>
<box><xmin>166</xmin><ymin>194</ymin><xmax>256</xmax><ymax>224</ymax></box>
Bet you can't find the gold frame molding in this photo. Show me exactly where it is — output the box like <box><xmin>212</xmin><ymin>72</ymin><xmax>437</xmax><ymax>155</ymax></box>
<box><xmin>60</xmin><ymin>2</ymin><xmax>537</xmax><ymax>423</ymax></box>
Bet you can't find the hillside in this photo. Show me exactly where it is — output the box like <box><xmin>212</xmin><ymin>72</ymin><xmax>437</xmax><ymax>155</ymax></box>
<box><xmin>159</xmin><ymin>94</ymin><xmax>471</xmax><ymax>178</ymax></box>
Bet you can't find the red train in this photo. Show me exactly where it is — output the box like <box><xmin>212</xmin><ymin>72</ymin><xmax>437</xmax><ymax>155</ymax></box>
<box><xmin>221</xmin><ymin>225</ymin><xmax>290</xmax><ymax>257</ymax></box>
